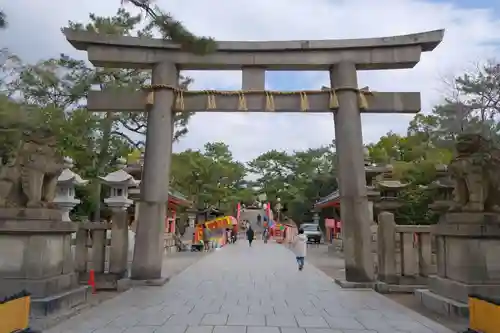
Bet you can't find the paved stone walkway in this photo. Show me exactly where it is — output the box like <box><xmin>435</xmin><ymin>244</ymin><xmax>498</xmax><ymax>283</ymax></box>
<box><xmin>46</xmin><ymin>242</ymin><xmax>455</xmax><ymax>333</ymax></box>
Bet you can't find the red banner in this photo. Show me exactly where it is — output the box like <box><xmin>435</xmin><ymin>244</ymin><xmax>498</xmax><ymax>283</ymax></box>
<box><xmin>325</xmin><ymin>218</ymin><xmax>336</xmax><ymax>228</ymax></box>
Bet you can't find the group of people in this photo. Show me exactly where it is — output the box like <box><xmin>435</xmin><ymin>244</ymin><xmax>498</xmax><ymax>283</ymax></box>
<box><xmin>225</xmin><ymin>227</ymin><xmax>237</xmax><ymax>244</ymax></box>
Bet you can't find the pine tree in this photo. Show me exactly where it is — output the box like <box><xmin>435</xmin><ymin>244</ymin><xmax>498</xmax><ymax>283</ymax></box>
<box><xmin>122</xmin><ymin>0</ymin><xmax>216</xmax><ymax>55</ymax></box>
<box><xmin>0</xmin><ymin>11</ymin><xmax>6</xmax><ymax>29</ymax></box>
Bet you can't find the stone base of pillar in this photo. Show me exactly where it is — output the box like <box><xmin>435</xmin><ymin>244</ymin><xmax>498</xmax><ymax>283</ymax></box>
<box><xmin>334</xmin><ymin>278</ymin><xmax>374</xmax><ymax>289</ymax></box>
<box><xmin>374</xmin><ymin>281</ymin><xmax>426</xmax><ymax>294</ymax></box>
<box><xmin>416</xmin><ymin>212</ymin><xmax>500</xmax><ymax>318</ymax></box>
<box><xmin>30</xmin><ymin>285</ymin><xmax>91</xmax><ymax>317</ymax></box>
<box><xmin>77</xmin><ymin>271</ymin><xmax>128</xmax><ymax>290</ymax></box>
<box><xmin>431</xmin><ymin>212</ymin><xmax>500</xmax><ymax>302</ymax></box>
<box><xmin>0</xmin><ymin>209</ymin><xmax>89</xmax><ymax>318</ymax></box>
<box><xmin>116</xmin><ymin>276</ymin><xmax>170</xmax><ymax>291</ymax></box>
<box><xmin>428</xmin><ymin>275</ymin><xmax>500</xmax><ymax>306</ymax></box>
<box><xmin>414</xmin><ymin>288</ymin><xmax>469</xmax><ymax>318</ymax></box>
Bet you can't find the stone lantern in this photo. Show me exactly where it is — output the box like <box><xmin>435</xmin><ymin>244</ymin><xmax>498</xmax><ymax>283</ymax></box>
<box><xmin>100</xmin><ymin>157</ymin><xmax>139</xmax><ymax>277</ymax></box>
<box><xmin>100</xmin><ymin>157</ymin><xmax>138</xmax><ymax>211</ymax></box>
<box><xmin>54</xmin><ymin>157</ymin><xmax>88</xmax><ymax>222</ymax></box>
<box><xmin>374</xmin><ymin>164</ymin><xmax>409</xmax><ymax>214</ymax></box>
<box><xmin>311</xmin><ymin>208</ymin><xmax>320</xmax><ymax>225</ymax></box>
<box><xmin>275</xmin><ymin>197</ymin><xmax>282</xmax><ymax>222</ymax></box>
<box><xmin>428</xmin><ymin>164</ymin><xmax>454</xmax><ymax>213</ymax></box>
<box><xmin>363</xmin><ymin>150</ymin><xmax>389</xmax><ymax>221</ymax></box>
<box><xmin>186</xmin><ymin>208</ymin><xmax>197</xmax><ymax>228</ymax></box>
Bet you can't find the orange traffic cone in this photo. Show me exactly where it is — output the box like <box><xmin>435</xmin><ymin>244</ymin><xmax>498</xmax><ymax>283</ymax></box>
<box><xmin>88</xmin><ymin>269</ymin><xmax>96</xmax><ymax>294</ymax></box>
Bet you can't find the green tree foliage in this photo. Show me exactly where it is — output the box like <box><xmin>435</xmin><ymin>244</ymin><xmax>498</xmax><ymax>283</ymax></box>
<box><xmin>0</xmin><ymin>11</ymin><xmax>6</xmax><ymax>29</ymax></box>
<box><xmin>170</xmin><ymin>142</ymin><xmax>253</xmax><ymax>213</ymax></box>
<box><xmin>248</xmin><ymin>144</ymin><xmax>338</xmax><ymax>223</ymax></box>
<box><xmin>1</xmin><ymin>9</ymin><xmax>199</xmax><ymax>219</ymax></box>
<box><xmin>367</xmin><ymin>61</ymin><xmax>500</xmax><ymax>224</ymax></box>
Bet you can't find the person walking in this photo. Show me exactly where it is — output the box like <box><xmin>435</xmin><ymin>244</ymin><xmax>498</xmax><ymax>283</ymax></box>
<box><xmin>257</xmin><ymin>214</ymin><xmax>262</xmax><ymax>226</ymax></box>
<box><xmin>292</xmin><ymin>228</ymin><xmax>307</xmax><ymax>271</ymax></box>
<box><xmin>202</xmin><ymin>224</ymin><xmax>211</xmax><ymax>252</ymax></box>
<box><xmin>246</xmin><ymin>225</ymin><xmax>255</xmax><ymax>247</ymax></box>
<box><xmin>263</xmin><ymin>227</ymin><xmax>270</xmax><ymax>244</ymax></box>
<box><xmin>231</xmin><ymin>225</ymin><xmax>238</xmax><ymax>243</ymax></box>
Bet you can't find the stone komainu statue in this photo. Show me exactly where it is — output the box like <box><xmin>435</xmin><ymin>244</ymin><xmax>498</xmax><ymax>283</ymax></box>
<box><xmin>0</xmin><ymin>129</ymin><xmax>64</xmax><ymax>208</ymax></box>
<box><xmin>448</xmin><ymin>133</ymin><xmax>500</xmax><ymax>212</ymax></box>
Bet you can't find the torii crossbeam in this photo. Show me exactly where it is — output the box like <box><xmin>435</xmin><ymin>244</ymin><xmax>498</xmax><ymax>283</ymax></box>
<box><xmin>87</xmin><ymin>88</ymin><xmax>421</xmax><ymax>114</ymax></box>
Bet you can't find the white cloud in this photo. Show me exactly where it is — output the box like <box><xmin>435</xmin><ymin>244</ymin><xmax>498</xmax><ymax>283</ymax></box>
<box><xmin>2</xmin><ymin>0</ymin><xmax>500</xmax><ymax>162</ymax></box>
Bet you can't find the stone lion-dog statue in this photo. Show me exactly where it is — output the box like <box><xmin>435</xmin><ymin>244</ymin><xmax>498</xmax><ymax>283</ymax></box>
<box><xmin>0</xmin><ymin>129</ymin><xmax>64</xmax><ymax>208</ymax></box>
<box><xmin>448</xmin><ymin>133</ymin><xmax>500</xmax><ymax>212</ymax></box>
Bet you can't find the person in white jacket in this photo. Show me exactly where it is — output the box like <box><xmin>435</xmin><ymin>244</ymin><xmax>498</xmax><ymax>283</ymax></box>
<box><xmin>292</xmin><ymin>228</ymin><xmax>307</xmax><ymax>271</ymax></box>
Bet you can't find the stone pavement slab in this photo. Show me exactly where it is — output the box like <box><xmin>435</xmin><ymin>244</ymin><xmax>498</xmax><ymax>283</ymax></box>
<box><xmin>45</xmin><ymin>241</ymin><xmax>455</xmax><ymax>333</ymax></box>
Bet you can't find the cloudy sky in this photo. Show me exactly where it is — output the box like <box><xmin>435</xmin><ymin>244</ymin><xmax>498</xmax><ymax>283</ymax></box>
<box><xmin>3</xmin><ymin>0</ymin><xmax>500</xmax><ymax>162</ymax></box>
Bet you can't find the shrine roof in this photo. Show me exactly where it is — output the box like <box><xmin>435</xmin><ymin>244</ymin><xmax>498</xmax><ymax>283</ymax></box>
<box><xmin>128</xmin><ymin>182</ymin><xmax>191</xmax><ymax>207</ymax></box>
<box><xmin>314</xmin><ymin>190</ymin><xmax>340</xmax><ymax>208</ymax></box>
<box><xmin>169</xmin><ymin>190</ymin><xmax>191</xmax><ymax>205</ymax></box>
<box><xmin>376</xmin><ymin>180</ymin><xmax>409</xmax><ymax>189</ymax></box>
<box><xmin>364</xmin><ymin>165</ymin><xmax>391</xmax><ymax>174</ymax></box>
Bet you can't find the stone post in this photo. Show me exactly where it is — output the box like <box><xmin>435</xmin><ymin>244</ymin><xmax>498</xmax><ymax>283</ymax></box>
<box><xmin>330</xmin><ymin>62</ymin><xmax>374</xmax><ymax>282</ymax></box>
<box><xmin>377</xmin><ymin>212</ymin><xmax>397</xmax><ymax>283</ymax></box>
<box><xmin>131</xmin><ymin>62</ymin><xmax>177</xmax><ymax>281</ymax></box>
<box><xmin>108</xmin><ymin>208</ymin><xmax>130</xmax><ymax>277</ymax></box>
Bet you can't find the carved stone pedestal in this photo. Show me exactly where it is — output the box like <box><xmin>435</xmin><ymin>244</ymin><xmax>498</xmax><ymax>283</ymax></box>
<box><xmin>0</xmin><ymin>209</ymin><xmax>90</xmax><ymax>317</ymax></box>
<box><xmin>416</xmin><ymin>212</ymin><xmax>500</xmax><ymax>318</ymax></box>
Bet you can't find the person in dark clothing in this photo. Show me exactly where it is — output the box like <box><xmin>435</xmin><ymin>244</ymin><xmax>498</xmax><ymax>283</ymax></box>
<box><xmin>202</xmin><ymin>224</ymin><xmax>210</xmax><ymax>252</ymax></box>
<box><xmin>231</xmin><ymin>226</ymin><xmax>237</xmax><ymax>243</ymax></box>
<box><xmin>246</xmin><ymin>226</ymin><xmax>255</xmax><ymax>247</ymax></box>
<box><xmin>256</xmin><ymin>214</ymin><xmax>262</xmax><ymax>226</ymax></box>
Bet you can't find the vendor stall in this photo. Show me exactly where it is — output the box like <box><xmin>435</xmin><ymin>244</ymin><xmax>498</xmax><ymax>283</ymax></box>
<box><xmin>193</xmin><ymin>216</ymin><xmax>236</xmax><ymax>249</ymax></box>
<box><xmin>272</xmin><ymin>222</ymin><xmax>297</xmax><ymax>243</ymax></box>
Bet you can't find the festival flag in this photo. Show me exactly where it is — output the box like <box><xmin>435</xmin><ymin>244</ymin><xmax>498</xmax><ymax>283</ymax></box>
<box><xmin>236</xmin><ymin>202</ymin><xmax>241</xmax><ymax>221</ymax></box>
<box><xmin>266</xmin><ymin>202</ymin><xmax>276</xmax><ymax>228</ymax></box>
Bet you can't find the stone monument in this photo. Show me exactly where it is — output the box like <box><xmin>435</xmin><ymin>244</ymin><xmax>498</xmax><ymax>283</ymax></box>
<box><xmin>416</xmin><ymin>134</ymin><xmax>500</xmax><ymax>317</ymax></box>
<box><xmin>0</xmin><ymin>127</ymin><xmax>89</xmax><ymax>317</ymax></box>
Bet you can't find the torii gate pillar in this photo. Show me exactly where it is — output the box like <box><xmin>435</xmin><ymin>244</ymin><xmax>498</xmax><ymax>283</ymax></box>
<box><xmin>331</xmin><ymin>62</ymin><xmax>374</xmax><ymax>282</ymax></box>
<box><xmin>130</xmin><ymin>62</ymin><xmax>177</xmax><ymax>281</ymax></box>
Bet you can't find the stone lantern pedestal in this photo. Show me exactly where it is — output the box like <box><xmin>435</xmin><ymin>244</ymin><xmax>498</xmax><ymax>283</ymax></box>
<box><xmin>100</xmin><ymin>158</ymin><xmax>137</xmax><ymax>279</ymax></box>
<box><xmin>183</xmin><ymin>208</ymin><xmax>197</xmax><ymax>242</ymax></box>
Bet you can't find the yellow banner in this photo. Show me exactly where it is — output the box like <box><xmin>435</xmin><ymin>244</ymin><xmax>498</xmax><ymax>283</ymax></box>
<box><xmin>205</xmin><ymin>216</ymin><xmax>232</xmax><ymax>229</ymax></box>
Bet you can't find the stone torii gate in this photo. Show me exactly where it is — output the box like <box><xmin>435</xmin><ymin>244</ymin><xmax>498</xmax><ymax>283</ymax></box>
<box><xmin>63</xmin><ymin>28</ymin><xmax>444</xmax><ymax>284</ymax></box>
